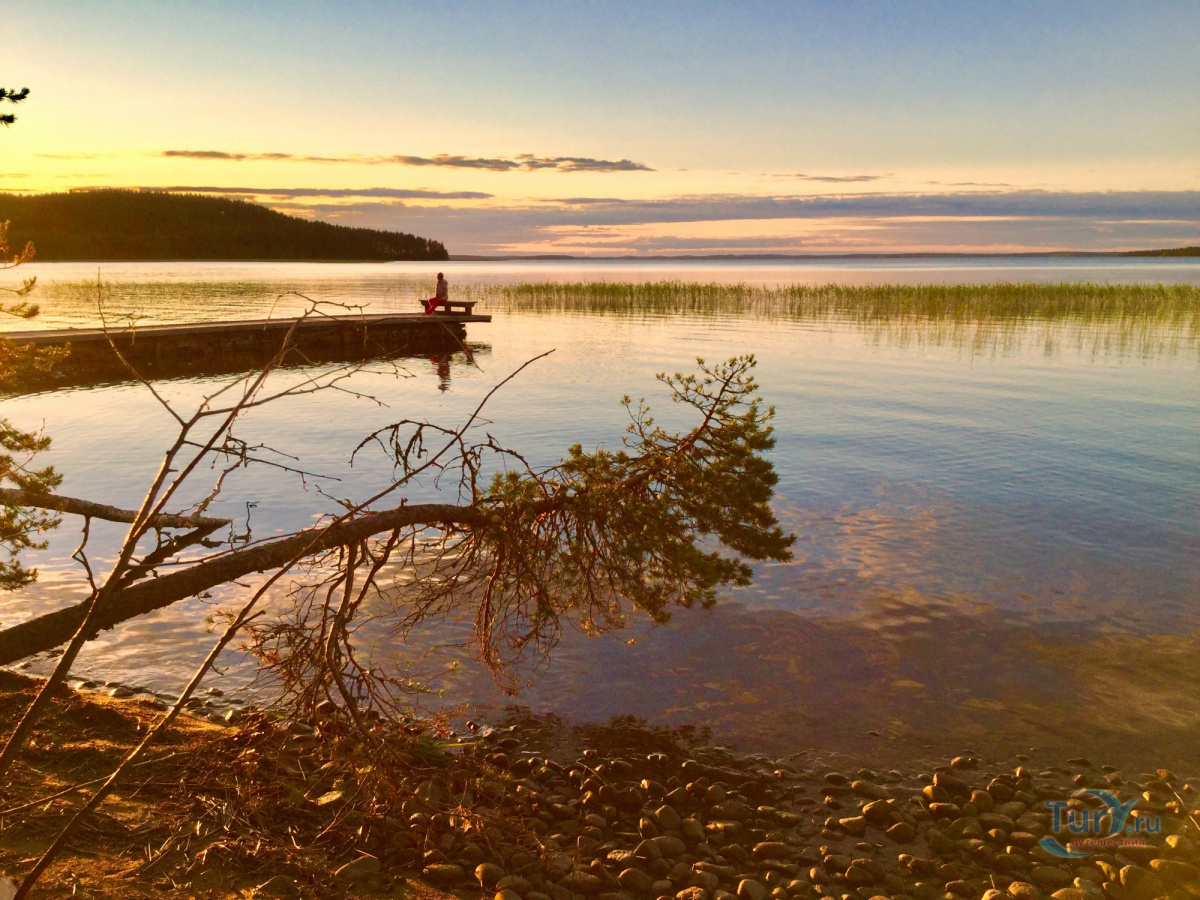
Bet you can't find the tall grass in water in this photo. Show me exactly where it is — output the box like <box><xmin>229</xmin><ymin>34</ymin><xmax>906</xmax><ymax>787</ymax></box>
<box><xmin>469</xmin><ymin>280</ymin><xmax>1200</xmax><ymax>359</ymax></box>
<box><xmin>472</xmin><ymin>281</ymin><xmax>1200</xmax><ymax>327</ymax></box>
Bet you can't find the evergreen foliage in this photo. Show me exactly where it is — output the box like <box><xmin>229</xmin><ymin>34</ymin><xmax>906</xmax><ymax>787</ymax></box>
<box><xmin>0</xmin><ymin>191</ymin><xmax>449</xmax><ymax>261</ymax></box>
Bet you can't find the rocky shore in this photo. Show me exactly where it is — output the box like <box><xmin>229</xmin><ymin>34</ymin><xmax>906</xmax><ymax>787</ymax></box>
<box><xmin>0</xmin><ymin>672</ymin><xmax>1197</xmax><ymax>900</ymax></box>
<box><xmin>396</xmin><ymin>729</ymin><xmax>1199</xmax><ymax>900</ymax></box>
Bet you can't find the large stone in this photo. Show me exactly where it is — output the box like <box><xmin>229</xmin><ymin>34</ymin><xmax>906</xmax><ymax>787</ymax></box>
<box><xmin>752</xmin><ymin>842</ymin><xmax>795</xmax><ymax>861</ymax></box>
<box><xmin>1008</xmin><ymin>881</ymin><xmax>1041</xmax><ymax>900</ymax></box>
<box><xmin>845</xmin><ymin>865</ymin><xmax>875</xmax><ymax>887</ymax></box>
<box><xmin>651</xmin><ymin>836</ymin><xmax>687</xmax><ymax>859</ymax></box>
<box><xmin>852</xmin><ymin>781</ymin><xmax>893</xmax><ymax>801</ymax></box>
<box><xmin>862</xmin><ymin>800</ymin><xmax>893</xmax><ymax>827</ymax></box>
<box><xmin>1118</xmin><ymin>866</ymin><xmax>1164</xmax><ymax>900</ymax></box>
<box><xmin>619</xmin><ymin>869</ymin><xmax>655</xmax><ymax>894</ymax></box>
<box><xmin>736</xmin><ymin>879</ymin><xmax>767</xmax><ymax>900</ymax></box>
<box><xmin>934</xmin><ymin>772</ymin><xmax>972</xmax><ymax>798</ymax></box>
<box><xmin>1149</xmin><ymin>859</ymin><xmax>1200</xmax><ymax>885</ymax></box>
<box><xmin>656</xmin><ymin>806</ymin><xmax>683</xmax><ymax>832</ymax></box>
<box><xmin>887</xmin><ymin>821</ymin><xmax>916</xmax><ymax>843</ymax></box>
<box><xmin>838</xmin><ymin>816</ymin><xmax>868</xmax><ymax>837</ymax></box>
<box><xmin>478</xmin><ymin>864</ymin><xmax>507</xmax><ymax>888</ymax></box>
<box><xmin>690</xmin><ymin>872</ymin><xmax>720</xmax><ymax>892</ymax></box>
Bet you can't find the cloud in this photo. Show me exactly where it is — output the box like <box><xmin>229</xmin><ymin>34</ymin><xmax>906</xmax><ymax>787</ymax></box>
<box><xmin>269</xmin><ymin>189</ymin><xmax>1200</xmax><ymax>255</ymax></box>
<box><xmin>778</xmin><ymin>173</ymin><xmax>890</xmax><ymax>183</ymax></box>
<box><xmin>148</xmin><ymin>185</ymin><xmax>493</xmax><ymax>200</ymax></box>
<box><xmin>159</xmin><ymin>150</ymin><xmax>653</xmax><ymax>172</ymax></box>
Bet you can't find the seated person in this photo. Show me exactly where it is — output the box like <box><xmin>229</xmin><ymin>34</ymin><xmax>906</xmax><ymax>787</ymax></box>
<box><xmin>423</xmin><ymin>273</ymin><xmax>449</xmax><ymax>315</ymax></box>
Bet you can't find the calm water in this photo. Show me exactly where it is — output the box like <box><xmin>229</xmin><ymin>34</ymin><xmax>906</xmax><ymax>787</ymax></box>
<box><xmin>3</xmin><ymin>259</ymin><xmax>1199</xmax><ymax>768</ymax></box>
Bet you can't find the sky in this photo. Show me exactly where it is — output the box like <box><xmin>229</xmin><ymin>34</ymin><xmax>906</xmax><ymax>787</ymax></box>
<box><xmin>4</xmin><ymin>1</ymin><xmax>1200</xmax><ymax>256</ymax></box>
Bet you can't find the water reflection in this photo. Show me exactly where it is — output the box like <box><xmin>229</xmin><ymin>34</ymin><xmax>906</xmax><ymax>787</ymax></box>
<box><xmin>3</xmin><ymin>293</ymin><xmax>1196</xmax><ymax>768</ymax></box>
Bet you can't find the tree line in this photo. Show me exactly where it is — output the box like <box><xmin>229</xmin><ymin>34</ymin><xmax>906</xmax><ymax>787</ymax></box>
<box><xmin>0</xmin><ymin>190</ymin><xmax>449</xmax><ymax>261</ymax></box>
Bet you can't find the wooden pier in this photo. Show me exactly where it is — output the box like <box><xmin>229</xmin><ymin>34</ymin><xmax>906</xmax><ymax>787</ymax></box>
<box><xmin>2</xmin><ymin>310</ymin><xmax>491</xmax><ymax>389</ymax></box>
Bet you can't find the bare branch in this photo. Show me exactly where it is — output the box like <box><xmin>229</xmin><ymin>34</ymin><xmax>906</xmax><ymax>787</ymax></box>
<box><xmin>0</xmin><ymin>487</ymin><xmax>231</xmax><ymax>529</ymax></box>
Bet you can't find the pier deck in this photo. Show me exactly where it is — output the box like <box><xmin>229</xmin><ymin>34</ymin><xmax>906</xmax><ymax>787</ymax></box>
<box><xmin>3</xmin><ymin>311</ymin><xmax>490</xmax><ymax>388</ymax></box>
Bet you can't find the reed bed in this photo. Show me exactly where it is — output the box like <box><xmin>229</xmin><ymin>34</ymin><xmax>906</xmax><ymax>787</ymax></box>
<box><xmin>467</xmin><ymin>280</ymin><xmax>1200</xmax><ymax>327</ymax></box>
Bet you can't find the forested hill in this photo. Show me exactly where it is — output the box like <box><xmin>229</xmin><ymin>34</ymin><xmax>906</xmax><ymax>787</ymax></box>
<box><xmin>0</xmin><ymin>191</ymin><xmax>448</xmax><ymax>261</ymax></box>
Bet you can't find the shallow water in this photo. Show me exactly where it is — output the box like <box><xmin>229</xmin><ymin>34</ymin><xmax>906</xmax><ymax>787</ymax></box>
<box><xmin>3</xmin><ymin>259</ymin><xmax>1199</xmax><ymax>769</ymax></box>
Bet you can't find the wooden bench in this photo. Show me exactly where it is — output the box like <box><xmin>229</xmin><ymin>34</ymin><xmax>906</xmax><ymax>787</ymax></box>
<box><xmin>420</xmin><ymin>300</ymin><xmax>477</xmax><ymax>316</ymax></box>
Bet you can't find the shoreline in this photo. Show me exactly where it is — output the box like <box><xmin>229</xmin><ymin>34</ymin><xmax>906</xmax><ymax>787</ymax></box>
<box><xmin>1</xmin><ymin>671</ymin><xmax>1197</xmax><ymax>900</ymax></box>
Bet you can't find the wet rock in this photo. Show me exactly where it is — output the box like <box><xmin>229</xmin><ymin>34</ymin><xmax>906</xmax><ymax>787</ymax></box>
<box><xmin>951</xmin><ymin>756</ymin><xmax>979</xmax><ymax>770</ymax></box>
<box><xmin>945</xmin><ymin>880</ymin><xmax>975</xmax><ymax>897</ymax></box>
<box><xmin>1050</xmin><ymin>891</ymin><xmax>1090</xmax><ymax>900</ymax></box>
<box><xmin>737</xmin><ymin>879</ymin><xmax>767</xmax><ymax>900</ymax></box>
<box><xmin>1007</xmin><ymin>881</ymin><xmax>1041</xmax><ymax>900</ymax></box>
<box><xmin>887</xmin><ymin>821</ymin><xmax>916</xmax><ymax>843</ymax></box>
<box><xmin>336</xmin><ymin>856</ymin><xmax>382</xmax><ymax>886</ymax></box>
<box><xmin>675</xmin><ymin>888</ymin><xmax>709</xmax><ymax>900</ymax></box>
<box><xmin>496</xmin><ymin>891</ymin><xmax>523</xmax><ymax>900</ymax></box>
<box><xmin>982</xmin><ymin>891</ymin><xmax>1007</xmax><ymax>900</ymax></box>
<box><xmin>651</xmin><ymin>880</ymin><xmax>674</xmax><ymax>897</ymax></box>
<box><xmin>424</xmin><ymin>863</ymin><xmax>468</xmax><ymax>885</ymax></box>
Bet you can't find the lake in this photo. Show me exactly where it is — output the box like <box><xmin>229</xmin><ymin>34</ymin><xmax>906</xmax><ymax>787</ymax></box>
<box><xmin>3</xmin><ymin>258</ymin><xmax>1199</xmax><ymax>770</ymax></box>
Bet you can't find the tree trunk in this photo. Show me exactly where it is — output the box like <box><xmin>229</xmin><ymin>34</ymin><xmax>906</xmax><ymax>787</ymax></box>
<box><xmin>0</xmin><ymin>502</ymin><xmax>480</xmax><ymax>666</ymax></box>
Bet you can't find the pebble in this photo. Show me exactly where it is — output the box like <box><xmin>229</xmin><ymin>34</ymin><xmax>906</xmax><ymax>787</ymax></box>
<box><xmin>736</xmin><ymin>879</ymin><xmax>766</xmax><ymax>900</ymax></box>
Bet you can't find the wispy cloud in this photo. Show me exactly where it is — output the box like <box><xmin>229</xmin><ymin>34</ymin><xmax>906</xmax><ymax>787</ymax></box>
<box><xmin>159</xmin><ymin>150</ymin><xmax>653</xmax><ymax>173</ymax></box>
<box><xmin>264</xmin><ymin>189</ymin><xmax>1200</xmax><ymax>255</ymax></box>
<box><xmin>145</xmin><ymin>185</ymin><xmax>493</xmax><ymax>200</ymax></box>
<box><xmin>776</xmin><ymin>173</ymin><xmax>891</xmax><ymax>183</ymax></box>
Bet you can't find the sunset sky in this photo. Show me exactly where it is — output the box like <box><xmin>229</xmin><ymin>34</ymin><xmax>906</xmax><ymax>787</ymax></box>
<box><xmin>5</xmin><ymin>2</ymin><xmax>1200</xmax><ymax>256</ymax></box>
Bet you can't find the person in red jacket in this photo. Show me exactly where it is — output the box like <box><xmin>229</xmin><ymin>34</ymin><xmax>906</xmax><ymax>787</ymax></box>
<box><xmin>423</xmin><ymin>272</ymin><xmax>449</xmax><ymax>315</ymax></box>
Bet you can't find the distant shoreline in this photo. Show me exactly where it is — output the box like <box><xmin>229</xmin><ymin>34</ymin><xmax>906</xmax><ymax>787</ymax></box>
<box><xmin>451</xmin><ymin>247</ymin><xmax>1200</xmax><ymax>261</ymax></box>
